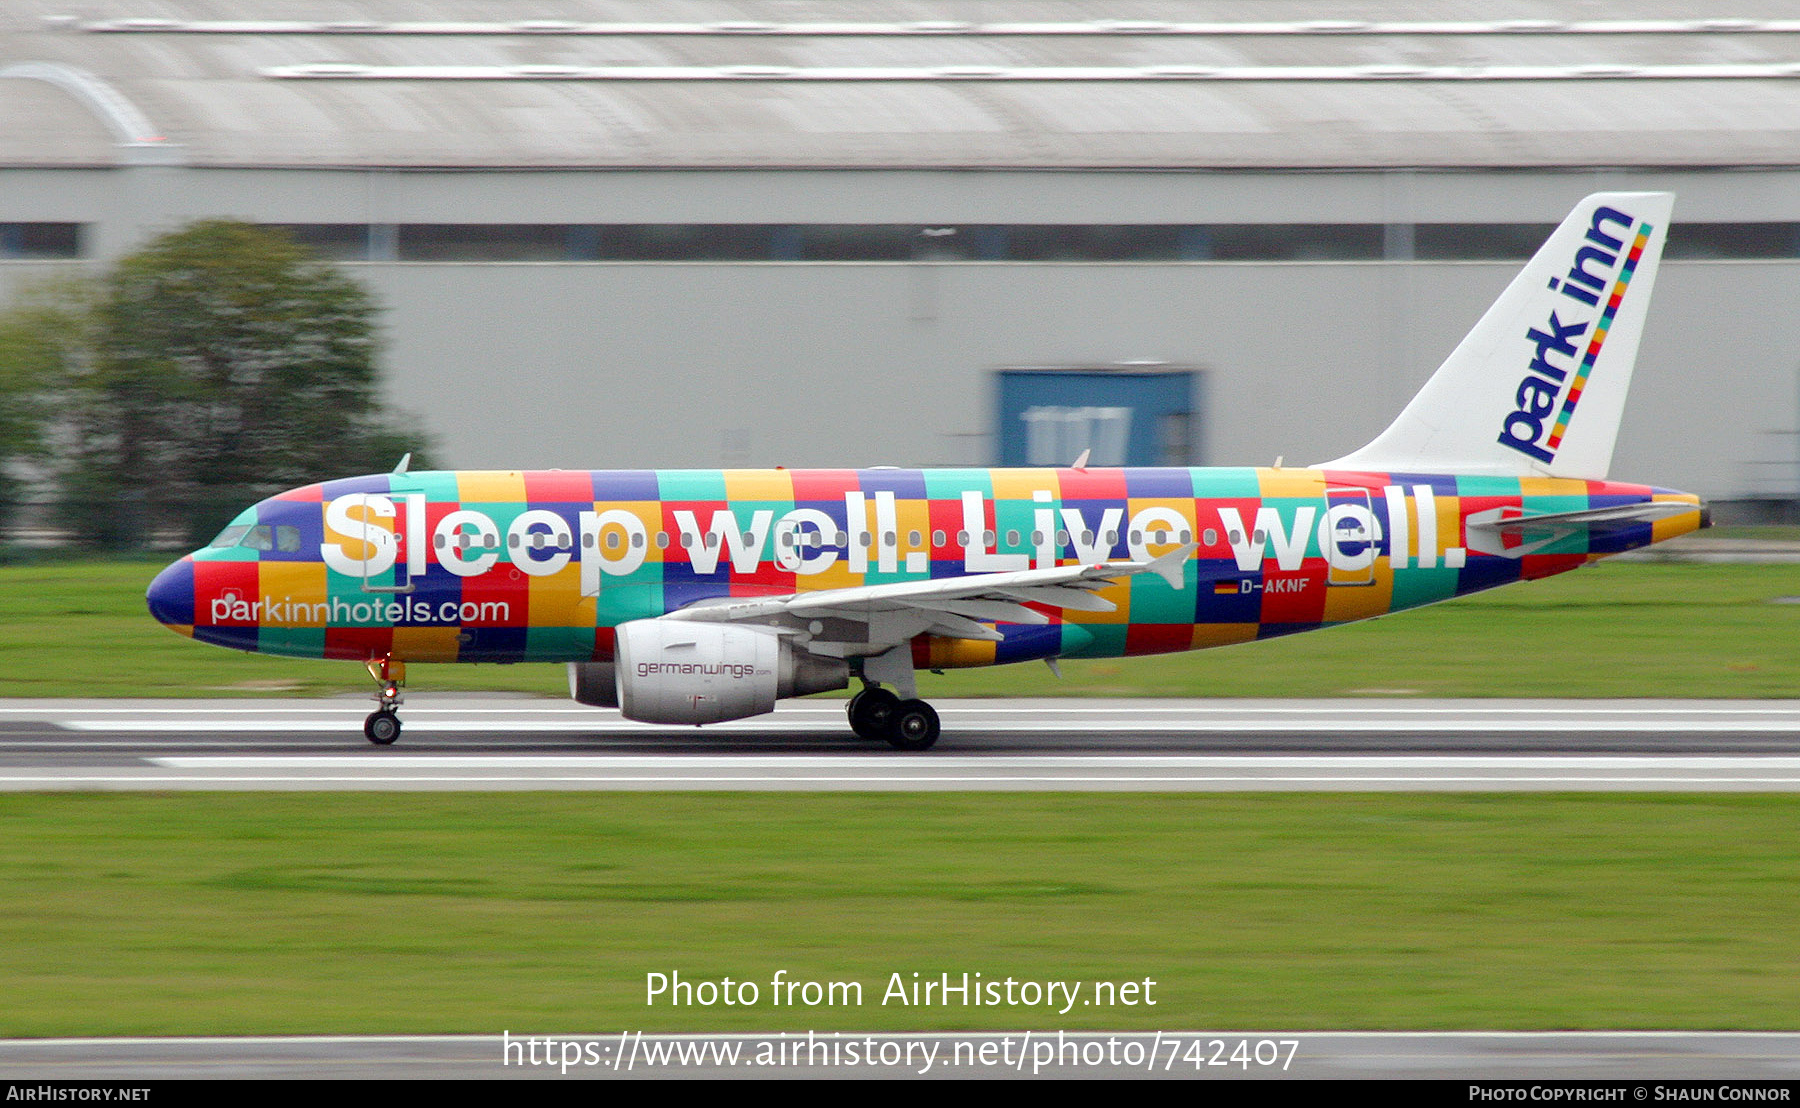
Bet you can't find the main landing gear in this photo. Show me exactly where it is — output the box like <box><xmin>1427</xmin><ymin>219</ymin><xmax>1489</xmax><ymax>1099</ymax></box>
<box><xmin>846</xmin><ymin>684</ymin><xmax>941</xmax><ymax>751</ymax></box>
<box><xmin>363</xmin><ymin>656</ymin><xmax>405</xmax><ymax>746</ymax></box>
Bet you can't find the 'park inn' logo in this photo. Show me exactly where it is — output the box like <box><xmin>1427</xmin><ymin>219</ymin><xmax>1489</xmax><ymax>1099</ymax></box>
<box><xmin>1496</xmin><ymin>205</ymin><xmax>1645</xmax><ymax>465</ymax></box>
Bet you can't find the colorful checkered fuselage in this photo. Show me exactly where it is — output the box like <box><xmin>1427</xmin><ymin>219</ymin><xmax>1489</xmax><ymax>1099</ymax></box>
<box><xmin>148</xmin><ymin>467</ymin><xmax>1703</xmax><ymax>668</ymax></box>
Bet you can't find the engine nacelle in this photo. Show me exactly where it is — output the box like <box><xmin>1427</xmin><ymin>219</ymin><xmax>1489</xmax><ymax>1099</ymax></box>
<box><xmin>612</xmin><ymin>619</ymin><xmax>849</xmax><ymax>725</ymax></box>
<box><xmin>566</xmin><ymin>661</ymin><xmax>619</xmax><ymax>708</ymax></box>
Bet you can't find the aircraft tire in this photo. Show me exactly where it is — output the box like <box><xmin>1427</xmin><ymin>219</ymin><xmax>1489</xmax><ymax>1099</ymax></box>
<box><xmin>886</xmin><ymin>700</ymin><xmax>940</xmax><ymax>752</ymax></box>
<box><xmin>364</xmin><ymin>710</ymin><xmax>401</xmax><ymax>746</ymax></box>
<box><xmin>848</xmin><ymin>687</ymin><xmax>900</xmax><ymax>740</ymax></box>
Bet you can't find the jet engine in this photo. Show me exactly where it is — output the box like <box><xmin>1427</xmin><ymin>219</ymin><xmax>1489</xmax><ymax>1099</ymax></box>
<box><xmin>609</xmin><ymin>620</ymin><xmax>849</xmax><ymax>725</ymax></box>
<box><xmin>566</xmin><ymin>661</ymin><xmax>618</xmax><ymax>708</ymax></box>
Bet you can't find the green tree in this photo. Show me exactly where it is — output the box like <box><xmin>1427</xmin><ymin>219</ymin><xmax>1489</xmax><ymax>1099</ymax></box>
<box><xmin>62</xmin><ymin>221</ymin><xmax>430</xmax><ymax>547</ymax></box>
<box><xmin>0</xmin><ymin>278</ymin><xmax>94</xmax><ymax>534</ymax></box>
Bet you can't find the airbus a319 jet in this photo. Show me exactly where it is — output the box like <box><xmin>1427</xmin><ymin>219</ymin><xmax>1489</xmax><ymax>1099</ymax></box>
<box><xmin>147</xmin><ymin>192</ymin><xmax>1704</xmax><ymax>750</ymax></box>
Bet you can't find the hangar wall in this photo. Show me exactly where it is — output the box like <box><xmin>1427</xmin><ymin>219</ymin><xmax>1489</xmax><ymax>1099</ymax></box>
<box><xmin>346</xmin><ymin>255</ymin><xmax>1793</xmax><ymax>500</ymax></box>
<box><xmin>2</xmin><ymin>165</ymin><xmax>1796</xmax><ymax>500</ymax></box>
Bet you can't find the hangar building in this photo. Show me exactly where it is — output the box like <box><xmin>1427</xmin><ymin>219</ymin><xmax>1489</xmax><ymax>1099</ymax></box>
<box><xmin>3</xmin><ymin>1</ymin><xmax>1800</xmax><ymax>503</ymax></box>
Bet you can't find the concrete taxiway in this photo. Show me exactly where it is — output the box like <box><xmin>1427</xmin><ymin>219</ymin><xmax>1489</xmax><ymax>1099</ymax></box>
<box><xmin>0</xmin><ymin>697</ymin><xmax>1795</xmax><ymax>790</ymax></box>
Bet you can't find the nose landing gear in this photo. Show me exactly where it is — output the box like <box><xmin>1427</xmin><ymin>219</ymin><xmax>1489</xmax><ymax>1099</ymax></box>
<box><xmin>363</xmin><ymin>656</ymin><xmax>405</xmax><ymax>745</ymax></box>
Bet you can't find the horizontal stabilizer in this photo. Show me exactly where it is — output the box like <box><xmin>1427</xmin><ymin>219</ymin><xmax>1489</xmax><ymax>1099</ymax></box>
<box><xmin>1465</xmin><ymin>501</ymin><xmax>1698</xmax><ymax>557</ymax></box>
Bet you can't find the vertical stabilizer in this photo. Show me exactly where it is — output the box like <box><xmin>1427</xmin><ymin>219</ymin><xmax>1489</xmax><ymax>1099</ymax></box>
<box><xmin>1321</xmin><ymin>192</ymin><xmax>1673</xmax><ymax>480</ymax></box>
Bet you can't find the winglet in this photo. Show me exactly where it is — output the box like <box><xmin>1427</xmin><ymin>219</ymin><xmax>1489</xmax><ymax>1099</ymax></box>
<box><xmin>1142</xmin><ymin>543</ymin><xmax>1196</xmax><ymax>589</ymax></box>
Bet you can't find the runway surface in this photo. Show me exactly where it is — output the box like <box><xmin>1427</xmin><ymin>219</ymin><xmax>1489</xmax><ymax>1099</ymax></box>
<box><xmin>6</xmin><ymin>700</ymin><xmax>1800</xmax><ymax>1080</ymax></box>
<box><xmin>0</xmin><ymin>696</ymin><xmax>1797</xmax><ymax>790</ymax></box>
<box><xmin>5</xmin><ymin>1031</ymin><xmax>1800</xmax><ymax>1079</ymax></box>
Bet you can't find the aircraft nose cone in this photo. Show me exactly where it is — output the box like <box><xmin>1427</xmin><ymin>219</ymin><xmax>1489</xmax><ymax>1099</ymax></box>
<box><xmin>146</xmin><ymin>559</ymin><xmax>196</xmax><ymax>629</ymax></box>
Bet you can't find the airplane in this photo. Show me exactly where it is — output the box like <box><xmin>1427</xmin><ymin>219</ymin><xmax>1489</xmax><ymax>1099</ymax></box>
<box><xmin>146</xmin><ymin>192</ymin><xmax>1705</xmax><ymax>750</ymax></box>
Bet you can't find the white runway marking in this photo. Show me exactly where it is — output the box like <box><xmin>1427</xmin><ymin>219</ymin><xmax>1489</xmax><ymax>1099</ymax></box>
<box><xmin>4</xmin><ymin>698</ymin><xmax>1799</xmax><ymax>790</ymax></box>
<box><xmin>0</xmin><ymin>754</ymin><xmax>1785</xmax><ymax>791</ymax></box>
<box><xmin>148</xmin><ymin>754</ymin><xmax>1800</xmax><ymax>770</ymax></box>
<box><xmin>12</xmin><ymin>698</ymin><xmax>1798</xmax><ymax>734</ymax></box>
<box><xmin>5</xmin><ymin>1031</ymin><xmax>1800</xmax><ymax>1079</ymax></box>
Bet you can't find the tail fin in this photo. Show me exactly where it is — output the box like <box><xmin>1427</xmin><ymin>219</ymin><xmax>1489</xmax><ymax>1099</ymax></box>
<box><xmin>1321</xmin><ymin>191</ymin><xmax>1673</xmax><ymax>480</ymax></box>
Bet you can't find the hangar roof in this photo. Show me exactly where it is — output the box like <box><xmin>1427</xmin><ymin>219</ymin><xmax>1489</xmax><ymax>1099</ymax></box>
<box><xmin>6</xmin><ymin>1</ymin><xmax>1800</xmax><ymax>170</ymax></box>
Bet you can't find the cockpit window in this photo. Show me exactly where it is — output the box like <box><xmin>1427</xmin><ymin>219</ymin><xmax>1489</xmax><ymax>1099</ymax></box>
<box><xmin>206</xmin><ymin>522</ymin><xmax>303</xmax><ymax>553</ymax></box>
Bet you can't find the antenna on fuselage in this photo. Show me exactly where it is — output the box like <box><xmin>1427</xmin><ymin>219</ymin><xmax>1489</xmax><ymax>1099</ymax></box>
<box><xmin>391</xmin><ymin>453</ymin><xmax>412</xmax><ymax>475</ymax></box>
<box><xmin>1071</xmin><ymin>449</ymin><xmax>1090</xmax><ymax>470</ymax></box>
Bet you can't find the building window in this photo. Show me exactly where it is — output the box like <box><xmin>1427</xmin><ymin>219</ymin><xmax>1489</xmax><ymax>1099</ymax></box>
<box><xmin>270</xmin><ymin>223</ymin><xmax>370</xmax><ymax>261</ymax></box>
<box><xmin>1208</xmin><ymin>224</ymin><xmax>1384</xmax><ymax>262</ymax></box>
<box><xmin>398</xmin><ymin>224</ymin><xmax>570</xmax><ymax>262</ymax></box>
<box><xmin>252</xmin><ymin>221</ymin><xmax>1800</xmax><ymax>264</ymax></box>
<box><xmin>0</xmin><ymin>223</ymin><xmax>82</xmax><ymax>259</ymax></box>
<box><xmin>1666</xmin><ymin>223</ymin><xmax>1800</xmax><ymax>260</ymax></box>
<box><xmin>1414</xmin><ymin>224</ymin><xmax>1558</xmax><ymax>261</ymax></box>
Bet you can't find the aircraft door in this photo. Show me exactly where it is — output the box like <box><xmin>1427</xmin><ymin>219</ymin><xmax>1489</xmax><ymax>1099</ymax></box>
<box><xmin>361</xmin><ymin>491</ymin><xmax>424</xmax><ymax>595</ymax></box>
<box><xmin>1324</xmin><ymin>487</ymin><xmax>1379</xmax><ymax>587</ymax></box>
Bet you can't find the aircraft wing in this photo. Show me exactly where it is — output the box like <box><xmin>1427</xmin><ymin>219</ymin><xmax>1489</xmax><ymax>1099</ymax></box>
<box><xmin>658</xmin><ymin>544</ymin><xmax>1194</xmax><ymax>649</ymax></box>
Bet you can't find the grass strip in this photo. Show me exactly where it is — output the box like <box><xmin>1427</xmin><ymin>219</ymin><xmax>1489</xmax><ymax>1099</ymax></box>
<box><xmin>0</xmin><ymin>559</ymin><xmax>1796</xmax><ymax>698</ymax></box>
<box><xmin>2</xmin><ymin>792</ymin><xmax>1799</xmax><ymax>1035</ymax></box>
